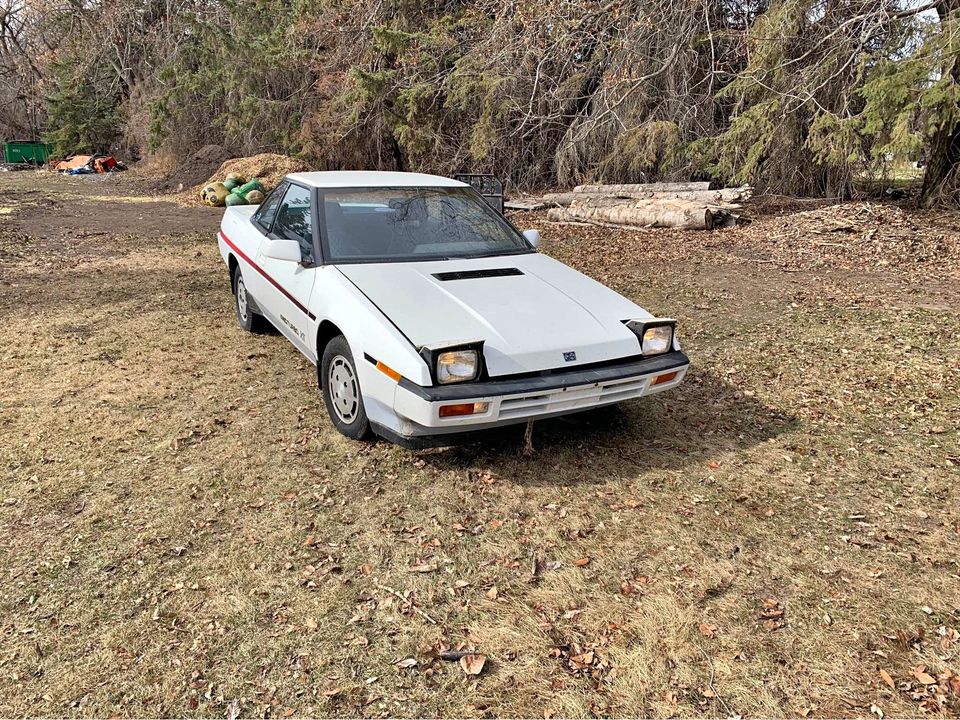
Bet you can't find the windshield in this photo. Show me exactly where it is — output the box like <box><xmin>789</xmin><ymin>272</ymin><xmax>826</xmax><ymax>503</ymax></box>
<box><xmin>320</xmin><ymin>187</ymin><xmax>532</xmax><ymax>262</ymax></box>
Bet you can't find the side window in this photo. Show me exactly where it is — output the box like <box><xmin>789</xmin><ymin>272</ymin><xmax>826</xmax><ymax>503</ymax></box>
<box><xmin>252</xmin><ymin>181</ymin><xmax>287</xmax><ymax>233</ymax></box>
<box><xmin>273</xmin><ymin>184</ymin><xmax>314</xmax><ymax>261</ymax></box>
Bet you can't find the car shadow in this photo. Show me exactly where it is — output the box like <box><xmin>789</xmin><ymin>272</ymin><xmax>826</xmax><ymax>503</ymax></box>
<box><xmin>415</xmin><ymin>367</ymin><xmax>796</xmax><ymax>479</ymax></box>
<box><xmin>3</xmin><ymin>260</ymin><xmax>793</xmax><ymax>481</ymax></box>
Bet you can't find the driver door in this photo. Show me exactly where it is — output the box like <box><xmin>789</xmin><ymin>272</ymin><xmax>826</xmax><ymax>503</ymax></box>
<box><xmin>256</xmin><ymin>183</ymin><xmax>318</xmax><ymax>359</ymax></box>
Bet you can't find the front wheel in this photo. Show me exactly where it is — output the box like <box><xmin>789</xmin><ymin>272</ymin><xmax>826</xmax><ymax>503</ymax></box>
<box><xmin>320</xmin><ymin>336</ymin><xmax>372</xmax><ymax>440</ymax></box>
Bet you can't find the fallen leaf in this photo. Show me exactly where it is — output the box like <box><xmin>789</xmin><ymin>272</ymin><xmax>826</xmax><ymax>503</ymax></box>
<box><xmin>394</xmin><ymin>657</ymin><xmax>418</xmax><ymax>669</ymax></box>
<box><xmin>460</xmin><ymin>653</ymin><xmax>487</xmax><ymax>676</ymax></box>
<box><xmin>759</xmin><ymin>598</ymin><xmax>786</xmax><ymax>630</ymax></box>
<box><xmin>488</xmin><ymin>519</ymin><xmax>503</xmax><ymax>529</ymax></box>
<box><xmin>226</xmin><ymin>699</ymin><xmax>241</xmax><ymax>720</ymax></box>
<box><xmin>879</xmin><ymin>669</ymin><xmax>895</xmax><ymax>689</ymax></box>
<box><xmin>570</xmin><ymin>651</ymin><xmax>594</xmax><ymax>667</ymax></box>
<box><xmin>708</xmin><ymin>461</ymin><xmax>721</xmax><ymax>469</ymax></box>
<box><xmin>304</xmin><ymin>535</ymin><xmax>316</xmax><ymax>547</ymax></box>
<box><xmin>698</xmin><ymin>622</ymin><xmax>718</xmax><ymax>638</ymax></box>
<box><xmin>283</xmin><ymin>708</ymin><xmax>295</xmax><ymax>717</ymax></box>
<box><xmin>485</xmin><ymin>585</ymin><xmax>499</xmax><ymax>600</ymax></box>
<box><xmin>544</xmin><ymin>709</ymin><xmax>556</xmax><ymax>720</ymax></box>
<box><xmin>574</xmin><ymin>557</ymin><xmax>591</xmax><ymax>567</ymax></box>
<box><xmin>912</xmin><ymin>666</ymin><xmax>936</xmax><ymax>685</ymax></box>
<box><xmin>304</xmin><ymin>618</ymin><xmax>318</xmax><ymax>631</ymax></box>
<box><xmin>409</xmin><ymin>563</ymin><xmax>437</xmax><ymax>573</ymax></box>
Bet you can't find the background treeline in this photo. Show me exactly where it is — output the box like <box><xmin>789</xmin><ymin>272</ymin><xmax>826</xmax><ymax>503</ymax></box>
<box><xmin>1</xmin><ymin>0</ymin><xmax>958</xmax><ymax>203</ymax></box>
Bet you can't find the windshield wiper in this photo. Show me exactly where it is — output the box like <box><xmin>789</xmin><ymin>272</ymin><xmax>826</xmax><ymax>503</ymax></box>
<box><xmin>457</xmin><ymin>249</ymin><xmax>529</xmax><ymax>259</ymax></box>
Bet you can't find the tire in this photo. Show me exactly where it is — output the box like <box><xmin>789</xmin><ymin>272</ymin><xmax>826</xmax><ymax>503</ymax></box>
<box><xmin>320</xmin><ymin>335</ymin><xmax>372</xmax><ymax>440</ymax></box>
<box><xmin>232</xmin><ymin>267</ymin><xmax>267</xmax><ymax>333</ymax></box>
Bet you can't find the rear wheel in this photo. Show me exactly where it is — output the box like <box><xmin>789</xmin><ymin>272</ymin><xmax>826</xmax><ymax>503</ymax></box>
<box><xmin>320</xmin><ymin>336</ymin><xmax>371</xmax><ymax>440</ymax></box>
<box><xmin>233</xmin><ymin>267</ymin><xmax>267</xmax><ymax>333</ymax></box>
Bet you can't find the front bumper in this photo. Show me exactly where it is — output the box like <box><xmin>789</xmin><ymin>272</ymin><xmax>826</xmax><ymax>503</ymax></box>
<box><xmin>378</xmin><ymin>350</ymin><xmax>689</xmax><ymax>446</ymax></box>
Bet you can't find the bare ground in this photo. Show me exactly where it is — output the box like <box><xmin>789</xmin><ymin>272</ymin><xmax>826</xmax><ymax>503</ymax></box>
<box><xmin>0</xmin><ymin>172</ymin><xmax>958</xmax><ymax>718</ymax></box>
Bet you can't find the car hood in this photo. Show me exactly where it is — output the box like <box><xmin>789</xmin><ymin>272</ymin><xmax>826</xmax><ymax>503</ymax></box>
<box><xmin>336</xmin><ymin>253</ymin><xmax>653</xmax><ymax>376</ymax></box>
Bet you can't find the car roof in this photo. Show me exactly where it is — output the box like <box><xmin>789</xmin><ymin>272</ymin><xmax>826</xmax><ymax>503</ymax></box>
<box><xmin>285</xmin><ymin>171</ymin><xmax>469</xmax><ymax>189</ymax></box>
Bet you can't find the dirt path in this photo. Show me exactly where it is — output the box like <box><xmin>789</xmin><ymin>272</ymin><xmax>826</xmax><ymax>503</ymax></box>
<box><xmin>0</xmin><ymin>171</ymin><xmax>222</xmax><ymax>238</ymax></box>
<box><xmin>0</xmin><ymin>173</ymin><xmax>957</xmax><ymax>718</ymax></box>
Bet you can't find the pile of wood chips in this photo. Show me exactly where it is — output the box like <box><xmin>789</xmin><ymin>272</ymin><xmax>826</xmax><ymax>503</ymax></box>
<box><xmin>517</xmin><ymin>182</ymin><xmax>752</xmax><ymax>230</ymax></box>
<box><xmin>196</xmin><ymin>153</ymin><xmax>309</xmax><ymax>196</ymax></box>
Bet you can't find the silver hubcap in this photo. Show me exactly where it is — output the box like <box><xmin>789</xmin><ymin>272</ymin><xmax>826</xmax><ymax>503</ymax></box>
<box><xmin>236</xmin><ymin>276</ymin><xmax>248</xmax><ymax>322</ymax></box>
<box><xmin>328</xmin><ymin>356</ymin><xmax>359</xmax><ymax>424</ymax></box>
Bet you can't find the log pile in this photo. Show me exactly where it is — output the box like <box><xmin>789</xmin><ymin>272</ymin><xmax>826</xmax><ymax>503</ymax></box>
<box><xmin>539</xmin><ymin>182</ymin><xmax>752</xmax><ymax>230</ymax></box>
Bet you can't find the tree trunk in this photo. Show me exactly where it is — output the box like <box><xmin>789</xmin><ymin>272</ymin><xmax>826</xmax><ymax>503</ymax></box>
<box><xmin>920</xmin><ymin>1</ymin><xmax>960</xmax><ymax>207</ymax></box>
<box><xmin>547</xmin><ymin>200</ymin><xmax>715</xmax><ymax>230</ymax></box>
<box><xmin>573</xmin><ymin>181</ymin><xmax>713</xmax><ymax>194</ymax></box>
<box><xmin>920</xmin><ymin>121</ymin><xmax>960</xmax><ymax>207</ymax></box>
<box><xmin>543</xmin><ymin>187</ymin><xmax>750</xmax><ymax>206</ymax></box>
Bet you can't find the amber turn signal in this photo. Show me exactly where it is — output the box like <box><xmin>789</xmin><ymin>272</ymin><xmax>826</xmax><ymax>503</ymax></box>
<box><xmin>439</xmin><ymin>402</ymin><xmax>489</xmax><ymax>418</ymax></box>
<box><xmin>375</xmin><ymin>361</ymin><xmax>402</xmax><ymax>382</ymax></box>
<box><xmin>651</xmin><ymin>371</ymin><xmax>679</xmax><ymax>386</ymax></box>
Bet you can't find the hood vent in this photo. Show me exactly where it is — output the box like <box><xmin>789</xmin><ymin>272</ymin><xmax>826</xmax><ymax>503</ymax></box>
<box><xmin>433</xmin><ymin>268</ymin><xmax>524</xmax><ymax>281</ymax></box>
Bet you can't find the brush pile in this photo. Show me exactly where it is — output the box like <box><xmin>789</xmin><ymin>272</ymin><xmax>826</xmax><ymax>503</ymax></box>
<box><xmin>541</xmin><ymin>182</ymin><xmax>752</xmax><ymax>230</ymax></box>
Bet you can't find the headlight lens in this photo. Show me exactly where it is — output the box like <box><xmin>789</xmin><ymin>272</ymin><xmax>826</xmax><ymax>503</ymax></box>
<box><xmin>436</xmin><ymin>349</ymin><xmax>479</xmax><ymax>384</ymax></box>
<box><xmin>641</xmin><ymin>325</ymin><xmax>673</xmax><ymax>355</ymax></box>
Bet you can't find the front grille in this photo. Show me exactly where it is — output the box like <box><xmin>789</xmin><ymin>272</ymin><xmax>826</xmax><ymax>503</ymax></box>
<box><xmin>491</xmin><ymin>353</ymin><xmax>645</xmax><ymax>382</ymax></box>
<box><xmin>497</xmin><ymin>374</ymin><xmax>649</xmax><ymax>420</ymax></box>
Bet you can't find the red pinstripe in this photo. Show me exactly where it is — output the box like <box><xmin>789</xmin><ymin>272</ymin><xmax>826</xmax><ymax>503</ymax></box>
<box><xmin>220</xmin><ymin>230</ymin><xmax>316</xmax><ymax>320</ymax></box>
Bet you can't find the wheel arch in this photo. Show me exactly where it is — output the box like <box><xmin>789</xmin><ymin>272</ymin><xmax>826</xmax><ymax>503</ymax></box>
<box><xmin>315</xmin><ymin>320</ymin><xmax>345</xmax><ymax>387</ymax></box>
<box><xmin>312</xmin><ymin>272</ymin><xmax>432</xmax><ymax>387</ymax></box>
<box><xmin>227</xmin><ymin>254</ymin><xmax>239</xmax><ymax>292</ymax></box>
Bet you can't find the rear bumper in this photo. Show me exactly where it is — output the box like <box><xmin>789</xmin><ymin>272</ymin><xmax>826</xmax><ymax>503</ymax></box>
<box><xmin>382</xmin><ymin>351</ymin><xmax>689</xmax><ymax>445</ymax></box>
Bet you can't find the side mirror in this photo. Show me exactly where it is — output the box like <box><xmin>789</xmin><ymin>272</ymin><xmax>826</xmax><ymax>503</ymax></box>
<box><xmin>523</xmin><ymin>229</ymin><xmax>541</xmax><ymax>248</ymax></box>
<box><xmin>263</xmin><ymin>239</ymin><xmax>301</xmax><ymax>263</ymax></box>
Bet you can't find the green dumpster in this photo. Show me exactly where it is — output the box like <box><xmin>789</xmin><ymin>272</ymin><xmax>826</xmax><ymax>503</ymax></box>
<box><xmin>3</xmin><ymin>141</ymin><xmax>53</xmax><ymax>165</ymax></box>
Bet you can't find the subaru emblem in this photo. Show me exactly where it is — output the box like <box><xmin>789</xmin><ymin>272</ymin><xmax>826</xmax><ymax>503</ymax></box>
<box><xmin>563</xmin><ymin>351</ymin><xmax>577</xmax><ymax>362</ymax></box>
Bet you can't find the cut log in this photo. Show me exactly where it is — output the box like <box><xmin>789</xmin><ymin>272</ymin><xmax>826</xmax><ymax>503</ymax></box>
<box><xmin>504</xmin><ymin>200</ymin><xmax>547</xmax><ymax>211</ymax></box>
<box><xmin>542</xmin><ymin>192</ymin><xmax>584</xmax><ymax>206</ymax></box>
<box><xmin>573</xmin><ymin>181</ymin><xmax>712</xmax><ymax>194</ymax></box>
<box><xmin>570</xmin><ymin>194</ymin><xmax>741</xmax><ymax>210</ymax></box>
<box><xmin>543</xmin><ymin>187</ymin><xmax>751</xmax><ymax>207</ymax></box>
<box><xmin>548</xmin><ymin>200</ymin><xmax>715</xmax><ymax>230</ymax></box>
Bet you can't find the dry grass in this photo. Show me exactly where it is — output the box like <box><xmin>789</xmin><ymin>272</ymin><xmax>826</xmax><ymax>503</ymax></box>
<box><xmin>125</xmin><ymin>151</ymin><xmax>180</xmax><ymax>181</ymax></box>
<box><xmin>0</xmin><ymin>174</ymin><xmax>958</xmax><ymax>718</ymax></box>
